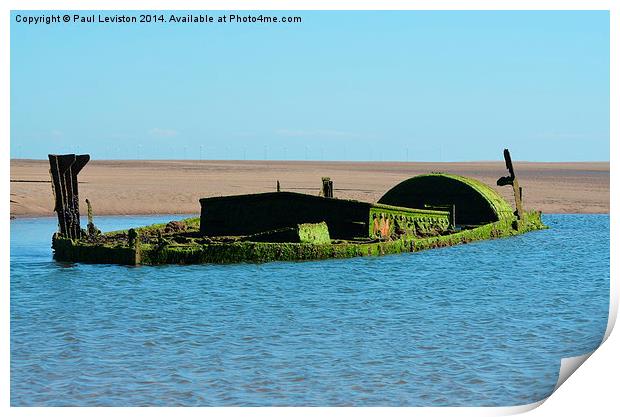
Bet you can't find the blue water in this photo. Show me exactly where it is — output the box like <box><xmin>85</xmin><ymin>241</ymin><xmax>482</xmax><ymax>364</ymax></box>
<box><xmin>10</xmin><ymin>214</ymin><xmax>609</xmax><ymax>406</ymax></box>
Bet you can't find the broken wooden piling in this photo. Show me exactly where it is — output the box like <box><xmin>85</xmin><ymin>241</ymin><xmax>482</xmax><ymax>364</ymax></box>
<box><xmin>322</xmin><ymin>177</ymin><xmax>333</xmax><ymax>198</ymax></box>
<box><xmin>48</xmin><ymin>154</ymin><xmax>90</xmax><ymax>239</ymax></box>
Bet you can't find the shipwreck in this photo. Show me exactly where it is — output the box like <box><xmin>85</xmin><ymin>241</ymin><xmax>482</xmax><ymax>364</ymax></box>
<box><xmin>49</xmin><ymin>149</ymin><xmax>546</xmax><ymax>265</ymax></box>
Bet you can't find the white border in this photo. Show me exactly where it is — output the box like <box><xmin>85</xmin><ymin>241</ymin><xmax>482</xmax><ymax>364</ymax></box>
<box><xmin>3</xmin><ymin>1</ymin><xmax>616</xmax><ymax>416</ymax></box>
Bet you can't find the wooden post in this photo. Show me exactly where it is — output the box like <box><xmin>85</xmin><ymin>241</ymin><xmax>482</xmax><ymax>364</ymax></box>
<box><xmin>48</xmin><ymin>154</ymin><xmax>90</xmax><ymax>239</ymax></box>
<box><xmin>322</xmin><ymin>177</ymin><xmax>333</xmax><ymax>198</ymax></box>
<box><xmin>86</xmin><ymin>198</ymin><xmax>94</xmax><ymax>225</ymax></box>
<box><xmin>85</xmin><ymin>198</ymin><xmax>100</xmax><ymax>236</ymax></box>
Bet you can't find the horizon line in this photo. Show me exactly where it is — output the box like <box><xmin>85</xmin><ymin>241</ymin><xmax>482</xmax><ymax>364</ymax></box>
<box><xmin>9</xmin><ymin>158</ymin><xmax>611</xmax><ymax>164</ymax></box>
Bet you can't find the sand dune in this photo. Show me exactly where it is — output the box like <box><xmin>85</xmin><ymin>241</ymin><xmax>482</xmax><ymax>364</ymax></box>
<box><xmin>10</xmin><ymin>159</ymin><xmax>609</xmax><ymax>218</ymax></box>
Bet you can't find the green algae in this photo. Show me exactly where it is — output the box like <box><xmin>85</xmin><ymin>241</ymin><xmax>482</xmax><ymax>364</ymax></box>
<box><xmin>297</xmin><ymin>222</ymin><xmax>331</xmax><ymax>244</ymax></box>
<box><xmin>369</xmin><ymin>205</ymin><xmax>450</xmax><ymax>239</ymax></box>
<box><xmin>50</xmin><ymin>173</ymin><xmax>547</xmax><ymax>266</ymax></box>
<box><xmin>52</xmin><ymin>211</ymin><xmax>546</xmax><ymax>266</ymax></box>
<box><xmin>378</xmin><ymin>173</ymin><xmax>515</xmax><ymax>224</ymax></box>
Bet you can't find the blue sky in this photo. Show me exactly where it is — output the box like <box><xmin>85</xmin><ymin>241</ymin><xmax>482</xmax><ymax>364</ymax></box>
<box><xmin>11</xmin><ymin>10</ymin><xmax>609</xmax><ymax>161</ymax></box>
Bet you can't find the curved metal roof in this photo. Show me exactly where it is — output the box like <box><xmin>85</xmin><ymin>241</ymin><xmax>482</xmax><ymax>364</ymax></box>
<box><xmin>378</xmin><ymin>173</ymin><xmax>515</xmax><ymax>224</ymax></box>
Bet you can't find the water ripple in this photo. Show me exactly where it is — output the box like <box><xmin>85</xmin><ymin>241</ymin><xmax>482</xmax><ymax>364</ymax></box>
<box><xmin>10</xmin><ymin>214</ymin><xmax>609</xmax><ymax>406</ymax></box>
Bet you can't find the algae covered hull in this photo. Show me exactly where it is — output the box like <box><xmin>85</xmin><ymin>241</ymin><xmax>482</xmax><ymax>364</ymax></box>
<box><xmin>52</xmin><ymin>211</ymin><xmax>546</xmax><ymax>265</ymax></box>
<box><xmin>48</xmin><ymin>149</ymin><xmax>547</xmax><ymax>266</ymax></box>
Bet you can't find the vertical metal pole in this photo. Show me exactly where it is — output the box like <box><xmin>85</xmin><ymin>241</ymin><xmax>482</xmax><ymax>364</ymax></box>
<box><xmin>451</xmin><ymin>204</ymin><xmax>456</xmax><ymax>228</ymax></box>
<box><xmin>497</xmin><ymin>149</ymin><xmax>524</xmax><ymax>219</ymax></box>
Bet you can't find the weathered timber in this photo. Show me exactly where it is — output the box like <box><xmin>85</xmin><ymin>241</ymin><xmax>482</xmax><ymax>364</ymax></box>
<box><xmin>48</xmin><ymin>154</ymin><xmax>90</xmax><ymax>239</ymax></box>
<box><xmin>322</xmin><ymin>177</ymin><xmax>334</xmax><ymax>198</ymax></box>
<box><xmin>85</xmin><ymin>198</ymin><xmax>100</xmax><ymax>237</ymax></box>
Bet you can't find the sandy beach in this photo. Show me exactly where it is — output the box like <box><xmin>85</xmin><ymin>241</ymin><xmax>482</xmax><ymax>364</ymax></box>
<box><xmin>10</xmin><ymin>159</ymin><xmax>609</xmax><ymax>218</ymax></box>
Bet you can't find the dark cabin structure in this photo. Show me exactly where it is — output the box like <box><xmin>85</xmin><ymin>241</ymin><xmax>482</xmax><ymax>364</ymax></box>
<box><xmin>199</xmin><ymin>191</ymin><xmax>451</xmax><ymax>240</ymax></box>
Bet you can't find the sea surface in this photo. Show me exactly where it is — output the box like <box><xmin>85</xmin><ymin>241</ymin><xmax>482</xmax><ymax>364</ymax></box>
<box><xmin>10</xmin><ymin>214</ymin><xmax>609</xmax><ymax>406</ymax></box>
